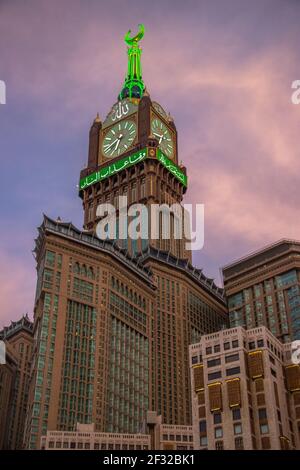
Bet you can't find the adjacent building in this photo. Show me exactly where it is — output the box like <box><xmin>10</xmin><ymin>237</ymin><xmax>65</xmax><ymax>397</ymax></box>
<box><xmin>0</xmin><ymin>315</ymin><xmax>34</xmax><ymax>449</ymax></box>
<box><xmin>41</xmin><ymin>423</ymin><xmax>151</xmax><ymax>451</ymax></box>
<box><xmin>0</xmin><ymin>342</ymin><xmax>18</xmax><ymax>449</ymax></box>
<box><xmin>41</xmin><ymin>417</ymin><xmax>194</xmax><ymax>451</ymax></box>
<box><xmin>146</xmin><ymin>412</ymin><xmax>193</xmax><ymax>450</ymax></box>
<box><xmin>222</xmin><ymin>239</ymin><xmax>300</xmax><ymax>342</ymax></box>
<box><xmin>190</xmin><ymin>326</ymin><xmax>300</xmax><ymax>450</ymax></box>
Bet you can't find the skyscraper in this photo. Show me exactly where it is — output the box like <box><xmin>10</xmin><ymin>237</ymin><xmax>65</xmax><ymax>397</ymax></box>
<box><xmin>23</xmin><ymin>25</ymin><xmax>228</xmax><ymax>450</ymax></box>
<box><xmin>222</xmin><ymin>239</ymin><xmax>300</xmax><ymax>342</ymax></box>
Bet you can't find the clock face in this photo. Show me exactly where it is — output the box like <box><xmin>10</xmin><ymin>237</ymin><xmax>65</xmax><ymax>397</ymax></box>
<box><xmin>152</xmin><ymin>101</ymin><xmax>168</xmax><ymax>119</ymax></box>
<box><xmin>151</xmin><ymin>118</ymin><xmax>174</xmax><ymax>158</ymax></box>
<box><xmin>102</xmin><ymin>120</ymin><xmax>137</xmax><ymax>158</ymax></box>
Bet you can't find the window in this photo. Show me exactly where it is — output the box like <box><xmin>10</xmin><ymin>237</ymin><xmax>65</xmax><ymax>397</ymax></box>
<box><xmin>208</xmin><ymin>371</ymin><xmax>221</xmax><ymax>380</ymax></box>
<box><xmin>215</xmin><ymin>441</ymin><xmax>223</xmax><ymax>450</ymax></box>
<box><xmin>258</xmin><ymin>408</ymin><xmax>267</xmax><ymax>420</ymax></box>
<box><xmin>232</xmin><ymin>408</ymin><xmax>241</xmax><ymax>421</ymax></box>
<box><xmin>163</xmin><ymin>434</ymin><xmax>168</xmax><ymax>440</ymax></box>
<box><xmin>206</xmin><ymin>346</ymin><xmax>212</xmax><ymax>355</ymax></box>
<box><xmin>249</xmin><ymin>341</ymin><xmax>255</xmax><ymax>350</ymax></box>
<box><xmin>269</xmin><ymin>354</ymin><xmax>275</xmax><ymax>365</ymax></box>
<box><xmin>213</xmin><ymin>412</ymin><xmax>222</xmax><ymax>424</ymax></box>
<box><xmin>232</xmin><ymin>340</ymin><xmax>239</xmax><ymax>348</ymax></box>
<box><xmin>199</xmin><ymin>421</ymin><xmax>207</xmax><ymax>433</ymax></box>
<box><xmin>207</xmin><ymin>358</ymin><xmax>221</xmax><ymax>368</ymax></box>
<box><xmin>225</xmin><ymin>353</ymin><xmax>239</xmax><ymax>363</ymax></box>
<box><xmin>200</xmin><ymin>436</ymin><xmax>207</xmax><ymax>446</ymax></box>
<box><xmin>235</xmin><ymin>437</ymin><xmax>244</xmax><ymax>450</ymax></box>
<box><xmin>226</xmin><ymin>366</ymin><xmax>240</xmax><ymax>376</ymax></box>
<box><xmin>192</xmin><ymin>356</ymin><xmax>198</xmax><ymax>365</ymax></box>
<box><xmin>224</xmin><ymin>342</ymin><xmax>230</xmax><ymax>351</ymax></box>
<box><xmin>271</xmin><ymin>369</ymin><xmax>277</xmax><ymax>378</ymax></box>
<box><xmin>214</xmin><ymin>344</ymin><xmax>220</xmax><ymax>353</ymax></box>
<box><xmin>234</xmin><ymin>423</ymin><xmax>242</xmax><ymax>435</ymax></box>
<box><xmin>257</xmin><ymin>339</ymin><xmax>264</xmax><ymax>348</ymax></box>
<box><xmin>214</xmin><ymin>427</ymin><xmax>223</xmax><ymax>439</ymax></box>
<box><xmin>260</xmin><ymin>424</ymin><xmax>269</xmax><ymax>434</ymax></box>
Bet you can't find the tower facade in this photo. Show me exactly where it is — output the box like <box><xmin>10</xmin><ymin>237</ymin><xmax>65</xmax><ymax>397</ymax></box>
<box><xmin>79</xmin><ymin>24</ymin><xmax>190</xmax><ymax>261</ymax></box>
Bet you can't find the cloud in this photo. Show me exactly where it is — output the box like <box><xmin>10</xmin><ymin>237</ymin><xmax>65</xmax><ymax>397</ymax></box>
<box><xmin>0</xmin><ymin>0</ymin><xmax>300</xmax><ymax>302</ymax></box>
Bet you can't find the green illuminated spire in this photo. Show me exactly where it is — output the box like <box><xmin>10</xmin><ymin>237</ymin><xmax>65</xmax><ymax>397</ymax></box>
<box><xmin>119</xmin><ymin>24</ymin><xmax>145</xmax><ymax>100</ymax></box>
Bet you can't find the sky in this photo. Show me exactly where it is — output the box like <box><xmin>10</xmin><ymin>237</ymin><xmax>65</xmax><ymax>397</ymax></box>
<box><xmin>0</xmin><ymin>0</ymin><xmax>300</xmax><ymax>328</ymax></box>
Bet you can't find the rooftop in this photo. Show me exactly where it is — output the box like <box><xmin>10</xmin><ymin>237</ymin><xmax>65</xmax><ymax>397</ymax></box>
<box><xmin>0</xmin><ymin>314</ymin><xmax>33</xmax><ymax>340</ymax></box>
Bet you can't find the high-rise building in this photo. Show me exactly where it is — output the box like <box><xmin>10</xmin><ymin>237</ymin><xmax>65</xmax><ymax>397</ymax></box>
<box><xmin>23</xmin><ymin>25</ymin><xmax>228</xmax><ymax>449</ymax></box>
<box><xmin>222</xmin><ymin>239</ymin><xmax>300</xmax><ymax>342</ymax></box>
<box><xmin>0</xmin><ymin>342</ymin><xmax>18</xmax><ymax>449</ymax></box>
<box><xmin>189</xmin><ymin>326</ymin><xmax>300</xmax><ymax>450</ymax></box>
<box><xmin>0</xmin><ymin>315</ymin><xmax>34</xmax><ymax>449</ymax></box>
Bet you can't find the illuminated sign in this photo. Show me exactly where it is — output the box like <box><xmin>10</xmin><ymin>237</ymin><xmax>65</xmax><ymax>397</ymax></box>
<box><xmin>157</xmin><ymin>149</ymin><xmax>187</xmax><ymax>187</ymax></box>
<box><xmin>80</xmin><ymin>149</ymin><xmax>147</xmax><ymax>190</ymax></box>
<box><xmin>79</xmin><ymin>148</ymin><xmax>188</xmax><ymax>191</ymax></box>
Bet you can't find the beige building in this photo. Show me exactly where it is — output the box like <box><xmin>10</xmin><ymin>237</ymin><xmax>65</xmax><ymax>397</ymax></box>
<box><xmin>41</xmin><ymin>418</ymin><xmax>193</xmax><ymax>451</ymax></box>
<box><xmin>190</xmin><ymin>326</ymin><xmax>300</xmax><ymax>450</ymax></box>
<box><xmin>146</xmin><ymin>412</ymin><xmax>193</xmax><ymax>450</ymax></box>
<box><xmin>41</xmin><ymin>423</ymin><xmax>150</xmax><ymax>450</ymax></box>
<box><xmin>222</xmin><ymin>239</ymin><xmax>300</xmax><ymax>343</ymax></box>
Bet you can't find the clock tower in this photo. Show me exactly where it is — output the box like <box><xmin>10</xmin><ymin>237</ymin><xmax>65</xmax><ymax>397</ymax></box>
<box><xmin>79</xmin><ymin>24</ymin><xmax>190</xmax><ymax>261</ymax></box>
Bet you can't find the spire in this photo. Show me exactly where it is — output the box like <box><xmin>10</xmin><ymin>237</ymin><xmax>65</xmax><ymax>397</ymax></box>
<box><xmin>94</xmin><ymin>112</ymin><xmax>101</xmax><ymax>123</ymax></box>
<box><xmin>119</xmin><ymin>24</ymin><xmax>145</xmax><ymax>100</ymax></box>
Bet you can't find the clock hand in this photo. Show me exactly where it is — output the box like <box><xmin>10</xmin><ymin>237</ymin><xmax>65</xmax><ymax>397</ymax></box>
<box><xmin>104</xmin><ymin>138</ymin><xmax>119</xmax><ymax>150</ymax></box>
<box><xmin>114</xmin><ymin>133</ymin><xmax>124</xmax><ymax>150</ymax></box>
<box><xmin>115</xmin><ymin>139</ymin><xmax>121</xmax><ymax>151</ymax></box>
<box><xmin>153</xmin><ymin>132</ymin><xmax>164</xmax><ymax>144</ymax></box>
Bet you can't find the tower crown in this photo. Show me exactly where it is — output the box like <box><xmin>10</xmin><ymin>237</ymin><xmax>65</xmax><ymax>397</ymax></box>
<box><xmin>119</xmin><ymin>24</ymin><xmax>145</xmax><ymax>100</ymax></box>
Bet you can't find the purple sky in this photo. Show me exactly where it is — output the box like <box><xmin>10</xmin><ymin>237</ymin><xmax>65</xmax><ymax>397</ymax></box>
<box><xmin>1</xmin><ymin>0</ymin><xmax>300</xmax><ymax>328</ymax></box>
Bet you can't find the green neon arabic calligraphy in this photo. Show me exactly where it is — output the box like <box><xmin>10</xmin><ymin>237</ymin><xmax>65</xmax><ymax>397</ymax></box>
<box><xmin>79</xmin><ymin>149</ymin><xmax>147</xmax><ymax>190</ymax></box>
<box><xmin>157</xmin><ymin>149</ymin><xmax>187</xmax><ymax>187</ymax></box>
<box><xmin>79</xmin><ymin>148</ymin><xmax>188</xmax><ymax>191</ymax></box>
